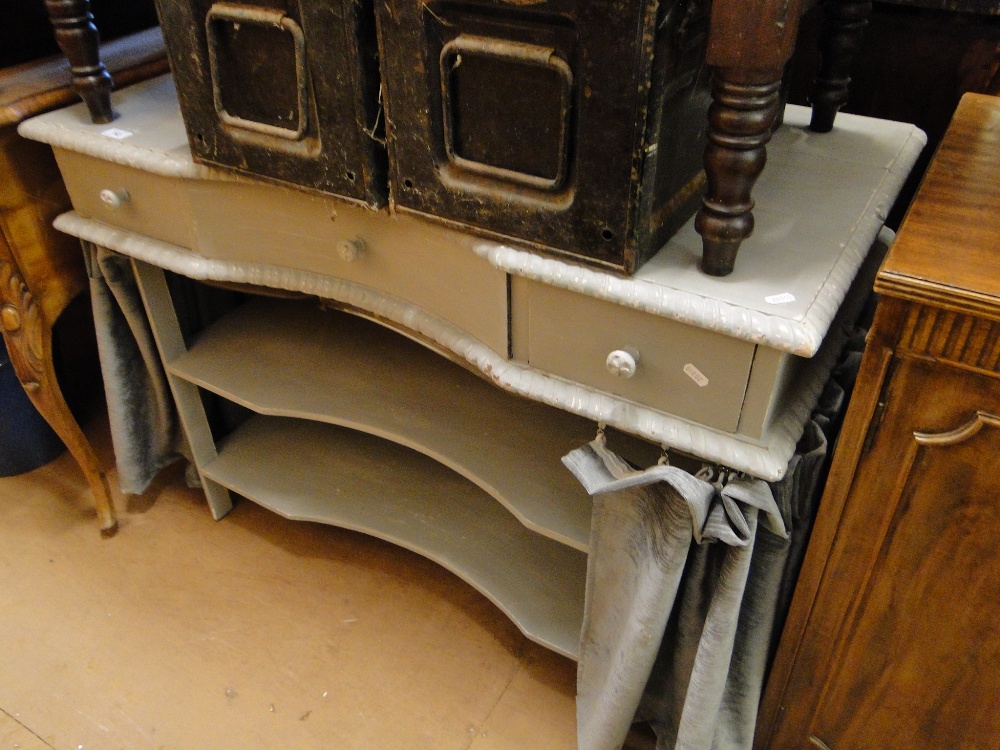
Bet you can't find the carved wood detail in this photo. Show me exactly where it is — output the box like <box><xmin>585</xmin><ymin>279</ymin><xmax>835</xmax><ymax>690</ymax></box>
<box><xmin>0</xmin><ymin>257</ymin><xmax>45</xmax><ymax>390</ymax></box>
<box><xmin>900</xmin><ymin>304</ymin><xmax>1000</xmax><ymax>375</ymax></box>
<box><xmin>914</xmin><ymin>410</ymin><xmax>1000</xmax><ymax>446</ymax></box>
<box><xmin>0</xmin><ymin>255</ymin><xmax>116</xmax><ymax>530</ymax></box>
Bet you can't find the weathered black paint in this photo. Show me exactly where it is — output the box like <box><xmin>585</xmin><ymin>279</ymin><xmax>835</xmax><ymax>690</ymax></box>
<box><xmin>376</xmin><ymin>0</ymin><xmax>712</xmax><ymax>274</ymax></box>
<box><xmin>155</xmin><ymin>0</ymin><xmax>387</xmax><ymax>206</ymax></box>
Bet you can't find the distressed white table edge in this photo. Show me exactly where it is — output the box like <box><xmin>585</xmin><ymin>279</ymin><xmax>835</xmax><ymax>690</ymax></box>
<box><xmin>21</xmin><ymin>75</ymin><xmax>923</xmax><ymax>480</ymax></box>
<box><xmin>19</xmin><ymin>78</ymin><xmax>926</xmax><ymax>356</ymax></box>
<box><xmin>51</xmin><ymin>211</ymin><xmax>889</xmax><ymax>481</ymax></box>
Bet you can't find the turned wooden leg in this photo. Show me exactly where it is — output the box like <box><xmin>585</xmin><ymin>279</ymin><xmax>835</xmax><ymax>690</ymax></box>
<box><xmin>695</xmin><ymin>69</ymin><xmax>783</xmax><ymax>276</ymax></box>
<box><xmin>1</xmin><ymin>260</ymin><xmax>116</xmax><ymax>531</ymax></box>
<box><xmin>809</xmin><ymin>0</ymin><xmax>871</xmax><ymax>133</ymax></box>
<box><xmin>43</xmin><ymin>0</ymin><xmax>115</xmax><ymax>124</ymax></box>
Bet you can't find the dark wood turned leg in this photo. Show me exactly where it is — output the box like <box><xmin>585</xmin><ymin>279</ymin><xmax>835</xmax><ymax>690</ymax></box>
<box><xmin>809</xmin><ymin>0</ymin><xmax>871</xmax><ymax>133</ymax></box>
<box><xmin>695</xmin><ymin>70</ymin><xmax>783</xmax><ymax>277</ymax></box>
<box><xmin>43</xmin><ymin>0</ymin><xmax>116</xmax><ymax>124</ymax></box>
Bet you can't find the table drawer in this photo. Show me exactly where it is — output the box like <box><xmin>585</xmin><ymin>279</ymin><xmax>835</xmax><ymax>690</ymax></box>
<box><xmin>188</xmin><ymin>179</ymin><xmax>510</xmax><ymax>355</ymax></box>
<box><xmin>53</xmin><ymin>150</ymin><xmax>195</xmax><ymax>249</ymax></box>
<box><xmin>518</xmin><ymin>281</ymin><xmax>756</xmax><ymax>433</ymax></box>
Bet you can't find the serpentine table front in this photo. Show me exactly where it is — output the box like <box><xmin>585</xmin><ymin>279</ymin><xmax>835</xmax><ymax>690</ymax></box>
<box><xmin>19</xmin><ymin>74</ymin><xmax>923</xmax><ymax>750</ymax></box>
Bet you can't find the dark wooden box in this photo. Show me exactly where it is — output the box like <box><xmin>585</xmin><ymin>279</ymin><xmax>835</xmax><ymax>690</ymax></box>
<box><xmin>375</xmin><ymin>0</ymin><xmax>712</xmax><ymax>274</ymax></box>
<box><xmin>153</xmin><ymin>0</ymin><xmax>387</xmax><ymax>206</ymax></box>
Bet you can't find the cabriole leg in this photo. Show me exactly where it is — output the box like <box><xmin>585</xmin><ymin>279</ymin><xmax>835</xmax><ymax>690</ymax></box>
<box><xmin>1</xmin><ymin>259</ymin><xmax>116</xmax><ymax>531</ymax></box>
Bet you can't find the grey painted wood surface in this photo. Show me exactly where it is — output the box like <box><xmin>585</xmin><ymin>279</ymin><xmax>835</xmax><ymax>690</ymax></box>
<box><xmin>168</xmin><ymin>296</ymin><xmax>602</xmax><ymax>551</ymax></box>
<box><xmin>202</xmin><ymin>415</ymin><xmax>587</xmax><ymax>659</ymax></box>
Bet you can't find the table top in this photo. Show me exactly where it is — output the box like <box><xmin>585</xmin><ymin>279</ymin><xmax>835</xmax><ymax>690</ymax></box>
<box><xmin>877</xmin><ymin>92</ymin><xmax>1000</xmax><ymax>318</ymax></box>
<box><xmin>18</xmin><ymin>75</ymin><xmax>927</xmax><ymax>479</ymax></box>
<box><xmin>20</xmin><ymin>74</ymin><xmax>926</xmax><ymax>357</ymax></box>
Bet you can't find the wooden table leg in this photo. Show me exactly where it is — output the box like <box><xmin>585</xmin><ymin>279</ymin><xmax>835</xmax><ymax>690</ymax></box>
<box><xmin>809</xmin><ymin>0</ymin><xmax>872</xmax><ymax>132</ymax></box>
<box><xmin>695</xmin><ymin>68</ymin><xmax>783</xmax><ymax>276</ymax></box>
<box><xmin>697</xmin><ymin>0</ymin><xmax>804</xmax><ymax>275</ymax></box>
<box><xmin>1</xmin><ymin>259</ymin><xmax>116</xmax><ymax>531</ymax></box>
<box><xmin>43</xmin><ymin>0</ymin><xmax>115</xmax><ymax>124</ymax></box>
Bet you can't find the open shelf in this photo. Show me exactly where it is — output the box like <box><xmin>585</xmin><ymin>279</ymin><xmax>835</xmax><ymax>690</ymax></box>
<box><xmin>168</xmin><ymin>297</ymin><xmax>599</xmax><ymax>551</ymax></box>
<box><xmin>202</xmin><ymin>415</ymin><xmax>586</xmax><ymax>659</ymax></box>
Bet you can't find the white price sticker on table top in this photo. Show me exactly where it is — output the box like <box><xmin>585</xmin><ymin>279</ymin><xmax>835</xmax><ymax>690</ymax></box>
<box><xmin>765</xmin><ymin>292</ymin><xmax>796</xmax><ymax>305</ymax></box>
<box><xmin>100</xmin><ymin>128</ymin><xmax>134</xmax><ymax>140</ymax></box>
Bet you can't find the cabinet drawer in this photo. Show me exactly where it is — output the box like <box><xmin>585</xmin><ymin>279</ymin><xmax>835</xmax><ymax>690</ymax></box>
<box><xmin>188</xmin><ymin>179</ymin><xmax>510</xmax><ymax>355</ymax></box>
<box><xmin>53</xmin><ymin>150</ymin><xmax>195</xmax><ymax>249</ymax></box>
<box><xmin>519</xmin><ymin>282</ymin><xmax>756</xmax><ymax>433</ymax></box>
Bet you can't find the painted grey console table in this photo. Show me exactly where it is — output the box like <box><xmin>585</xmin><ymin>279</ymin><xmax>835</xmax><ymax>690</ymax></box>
<box><xmin>19</xmin><ymin>74</ymin><xmax>922</xmax><ymax>667</ymax></box>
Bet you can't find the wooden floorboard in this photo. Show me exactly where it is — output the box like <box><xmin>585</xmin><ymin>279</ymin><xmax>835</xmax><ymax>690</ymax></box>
<box><xmin>0</xmin><ymin>416</ymin><xmax>578</xmax><ymax>750</ymax></box>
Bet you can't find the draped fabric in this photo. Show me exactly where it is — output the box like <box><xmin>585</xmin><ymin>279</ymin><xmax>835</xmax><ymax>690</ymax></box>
<box><xmin>566</xmin><ymin>358</ymin><xmax>858</xmax><ymax>750</ymax></box>
<box><xmin>564</xmin><ymin>437</ymin><xmax>786</xmax><ymax>750</ymax></box>
<box><xmin>84</xmin><ymin>244</ymin><xmax>241</xmax><ymax>494</ymax></box>
<box><xmin>84</xmin><ymin>242</ymin><xmax>180</xmax><ymax>494</ymax></box>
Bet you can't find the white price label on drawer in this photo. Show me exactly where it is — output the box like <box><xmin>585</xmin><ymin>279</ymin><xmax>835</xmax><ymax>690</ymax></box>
<box><xmin>100</xmin><ymin>128</ymin><xmax>134</xmax><ymax>140</ymax></box>
<box><xmin>684</xmin><ymin>363</ymin><xmax>709</xmax><ymax>387</ymax></box>
<box><xmin>765</xmin><ymin>292</ymin><xmax>796</xmax><ymax>305</ymax></box>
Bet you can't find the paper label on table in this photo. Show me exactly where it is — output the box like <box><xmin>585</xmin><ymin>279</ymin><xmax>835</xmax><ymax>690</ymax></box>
<box><xmin>765</xmin><ymin>292</ymin><xmax>796</xmax><ymax>305</ymax></box>
<box><xmin>101</xmin><ymin>128</ymin><xmax>134</xmax><ymax>140</ymax></box>
<box><xmin>684</xmin><ymin>363</ymin><xmax>709</xmax><ymax>387</ymax></box>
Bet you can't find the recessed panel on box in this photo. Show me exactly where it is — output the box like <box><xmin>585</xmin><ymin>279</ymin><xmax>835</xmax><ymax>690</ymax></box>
<box><xmin>440</xmin><ymin>36</ymin><xmax>573</xmax><ymax>191</ymax></box>
<box><xmin>155</xmin><ymin>0</ymin><xmax>386</xmax><ymax>206</ymax></box>
<box><xmin>376</xmin><ymin>0</ymin><xmax>712</xmax><ymax>274</ymax></box>
<box><xmin>206</xmin><ymin>6</ymin><xmax>307</xmax><ymax>140</ymax></box>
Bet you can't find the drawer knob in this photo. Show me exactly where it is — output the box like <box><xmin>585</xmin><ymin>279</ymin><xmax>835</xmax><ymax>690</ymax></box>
<box><xmin>606</xmin><ymin>349</ymin><xmax>639</xmax><ymax>378</ymax></box>
<box><xmin>99</xmin><ymin>188</ymin><xmax>130</xmax><ymax>209</ymax></box>
<box><xmin>337</xmin><ymin>238</ymin><xmax>366</xmax><ymax>263</ymax></box>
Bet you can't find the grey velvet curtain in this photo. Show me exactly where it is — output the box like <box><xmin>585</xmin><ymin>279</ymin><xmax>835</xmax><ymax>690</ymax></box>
<box><xmin>564</xmin><ymin>359</ymin><xmax>856</xmax><ymax>750</ymax></box>
<box><xmin>84</xmin><ymin>243</ymin><xmax>241</xmax><ymax>494</ymax></box>
<box><xmin>84</xmin><ymin>242</ymin><xmax>179</xmax><ymax>494</ymax></box>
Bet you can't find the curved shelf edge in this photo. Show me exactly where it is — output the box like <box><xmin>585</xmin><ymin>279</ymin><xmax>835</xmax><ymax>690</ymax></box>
<box><xmin>53</xmin><ymin>211</ymin><xmax>799</xmax><ymax>480</ymax></box>
<box><xmin>181</xmin><ymin>383</ymin><xmax>591</xmax><ymax>553</ymax></box>
<box><xmin>201</xmin><ymin>415</ymin><xmax>586</xmax><ymax>660</ymax></box>
<box><xmin>167</xmin><ymin>297</ymin><xmax>598</xmax><ymax>552</ymax></box>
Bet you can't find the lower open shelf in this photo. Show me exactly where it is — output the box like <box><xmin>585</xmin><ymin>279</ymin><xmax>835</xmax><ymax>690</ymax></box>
<box><xmin>201</xmin><ymin>414</ymin><xmax>587</xmax><ymax>660</ymax></box>
<box><xmin>168</xmin><ymin>296</ymin><xmax>600</xmax><ymax>552</ymax></box>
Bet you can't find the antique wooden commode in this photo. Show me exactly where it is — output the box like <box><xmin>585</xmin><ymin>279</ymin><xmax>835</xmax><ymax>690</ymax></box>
<box><xmin>19</xmin><ymin>72</ymin><xmax>923</xmax><ymax>659</ymax></box>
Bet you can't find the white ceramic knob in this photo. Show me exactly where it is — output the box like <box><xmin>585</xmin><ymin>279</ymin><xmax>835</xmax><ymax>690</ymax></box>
<box><xmin>606</xmin><ymin>349</ymin><xmax>639</xmax><ymax>378</ymax></box>
<box><xmin>99</xmin><ymin>188</ymin><xmax>129</xmax><ymax>209</ymax></box>
<box><xmin>337</xmin><ymin>238</ymin><xmax>365</xmax><ymax>262</ymax></box>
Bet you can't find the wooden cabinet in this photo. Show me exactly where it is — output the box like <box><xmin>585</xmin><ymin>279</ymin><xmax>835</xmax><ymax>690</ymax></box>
<box><xmin>757</xmin><ymin>92</ymin><xmax>1000</xmax><ymax>750</ymax></box>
